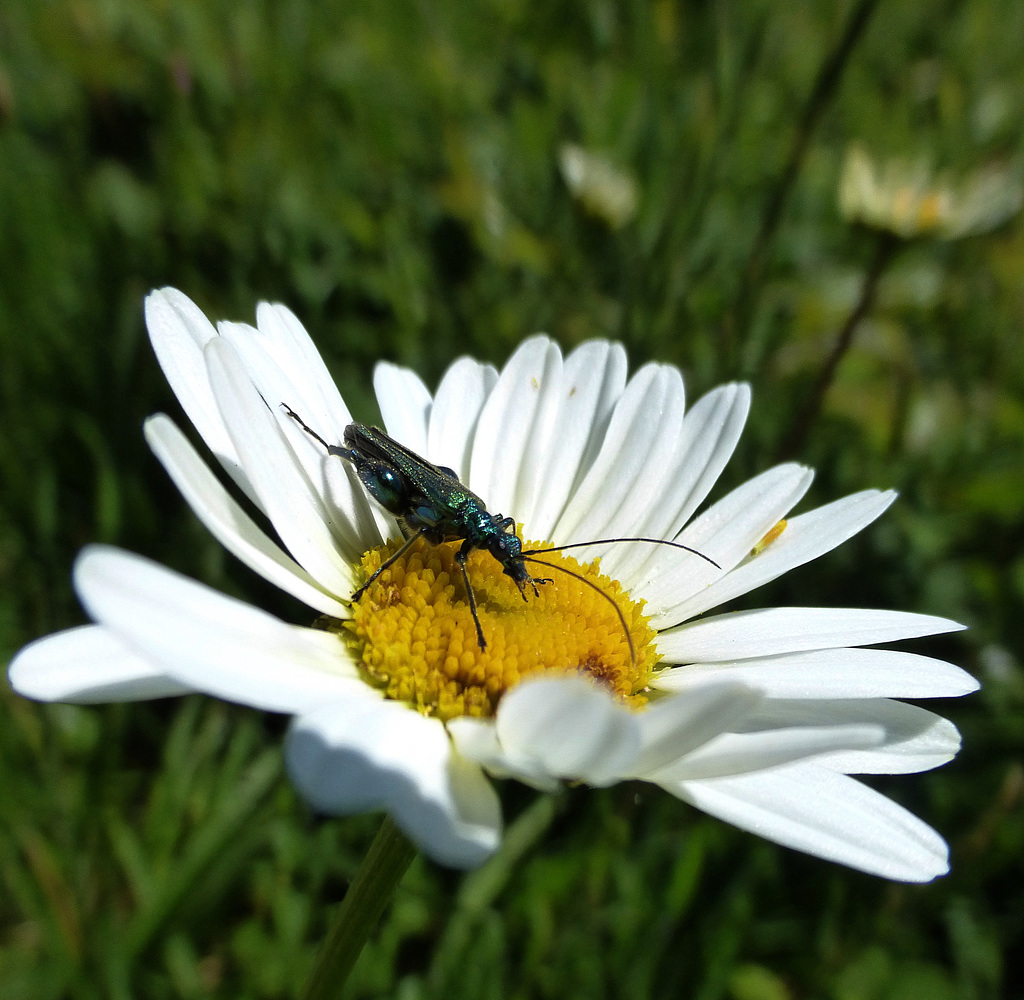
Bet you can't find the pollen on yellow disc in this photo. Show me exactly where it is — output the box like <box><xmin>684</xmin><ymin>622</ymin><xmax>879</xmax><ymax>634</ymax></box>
<box><xmin>342</xmin><ymin>535</ymin><xmax>658</xmax><ymax>721</ymax></box>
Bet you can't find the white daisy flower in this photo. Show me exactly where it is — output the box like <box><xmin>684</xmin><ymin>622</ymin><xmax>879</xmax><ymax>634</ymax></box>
<box><xmin>8</xmin><ymin>289</ymin><xmax>977</xmax><ymax>880</ymax></box>
<box><xmin>838</xmin><ymin>143</ymin><xmax>1023</xmax><ymax>240</ymax></box>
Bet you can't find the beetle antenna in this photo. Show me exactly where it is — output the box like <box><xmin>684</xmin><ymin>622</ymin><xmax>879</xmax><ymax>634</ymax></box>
<box><xmin>281</xmin><ymin>403</ymin><xmax>356</xmax><ymax>463</ymax></box>
<box><xmin>523</xmin><ymin>556</ymin><xmax>637</xmax><ymax>666</ymax></box>
<box><xmin>281</xmin><ymin>403</ymin><xmax>334</xmax><ymax>451</ymax></box>
<box><xmin>523</xmin><ymin>536</ymin><xmax>720</xmax><ymax>569</ymax></box>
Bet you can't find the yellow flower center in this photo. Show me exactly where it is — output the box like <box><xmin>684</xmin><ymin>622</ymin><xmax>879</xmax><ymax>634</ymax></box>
<box><xmin>341</xmin><ymin>535</ymin><xmax>658</xmax><ymax>721</ymax></box>
<box><xmin>916</xmin><ymin>191</ymin><xmax>945</xmax><ymax>231</ymax></box>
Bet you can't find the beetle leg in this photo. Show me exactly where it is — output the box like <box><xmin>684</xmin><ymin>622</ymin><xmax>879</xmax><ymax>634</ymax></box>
<box><xmin>455</xmin><ymin>541</ymin><xmax>487</xmax><ymax>651</ymax></box>
<box><xmin>351</xmin><ymin>529</ymin><xmax>426</xmax><ymax>602</ymax></box>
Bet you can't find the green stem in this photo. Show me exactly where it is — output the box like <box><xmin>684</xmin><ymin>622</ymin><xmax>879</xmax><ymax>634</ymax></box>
<box><xmin>776</xmin><ymin>231</ymin><xmax>898</xmax><ymax>460</ymax></box>
<box><xmin>300</xmin><ymin>816</ymin><xmax>418</xmax><ymax>1000</ymax></box>
<box><xmin>728</xmin><ymin>0</ymin><xmax>882</xmax><ymax>366</ymax></box>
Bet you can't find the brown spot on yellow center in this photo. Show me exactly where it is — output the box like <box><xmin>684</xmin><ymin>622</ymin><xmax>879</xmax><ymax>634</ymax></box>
<box><xmin>340</xmin><ymin>535</ymin><xmax>658</xmax><ymax>721</ymax></box>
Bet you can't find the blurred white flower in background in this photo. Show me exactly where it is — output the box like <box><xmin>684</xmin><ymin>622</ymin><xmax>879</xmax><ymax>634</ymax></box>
<box><xmin>839</xmin><ymin>143</ymin><xmax>1022</xmax><ymax>240</ymax></box>
<box><xmin>559</xmin><ymin>144</ymin><xmax>639</xmax><ymax>228</ymax></box>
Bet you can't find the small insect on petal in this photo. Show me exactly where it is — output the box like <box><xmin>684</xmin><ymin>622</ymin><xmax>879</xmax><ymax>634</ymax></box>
<box><xmin>751</xmin><ymin>519</ymin><xmax>787</xmax><ymax>557</ymax></box>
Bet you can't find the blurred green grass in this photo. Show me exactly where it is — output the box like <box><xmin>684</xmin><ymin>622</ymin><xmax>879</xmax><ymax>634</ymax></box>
<box><xmin>2</xmin><ymin>0</ymin><xmax>1023</xmax><ymax>997</ymax></box>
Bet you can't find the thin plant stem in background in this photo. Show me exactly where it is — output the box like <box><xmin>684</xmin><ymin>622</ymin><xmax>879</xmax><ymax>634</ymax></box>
<box><xmin>301</xmin><ymin>817</ymin><xmax>418</xmax><ymax>1000</ymax></box>
<box><xmin>727</xmin><ymin>0</ymin><xmax>882</xmax><ymax>367</ymax></box>
<box><xmin>777</xmin><ymin>231</ymin><xmax>899</xmax><ymax>460</ymax></box>
<box><xmin>639</xmin><ymin>12</ymin><xmax>770</xmax><ymax>346</ymax></box>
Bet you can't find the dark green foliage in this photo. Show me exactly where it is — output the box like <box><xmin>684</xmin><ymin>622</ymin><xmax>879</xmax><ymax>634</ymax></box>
<box><xmin>2</xmin><ymin>0</ymin><xmax>1022</xmax><ymax>997</ymax></box>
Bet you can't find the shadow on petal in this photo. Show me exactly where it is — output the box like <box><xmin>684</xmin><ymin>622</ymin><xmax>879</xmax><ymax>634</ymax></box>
<box><xmin>286</xmin><ymin>700</ymin><xmax>502</xmax><ymax>869</ymax></box>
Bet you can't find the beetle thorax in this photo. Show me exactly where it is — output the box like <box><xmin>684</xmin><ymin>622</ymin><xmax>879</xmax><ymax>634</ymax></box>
<box><xmin>464</xmin><ymin>506</ymin><xmax>497</xmax><ymax>539</ymax></box>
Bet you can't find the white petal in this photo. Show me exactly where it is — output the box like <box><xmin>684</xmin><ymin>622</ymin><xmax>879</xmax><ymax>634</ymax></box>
<box><xmin>8</xmin><ymin>625</ymin><xmax>194</xmax><ymax>703</ymax></box>
<box><xmin>553</xmin><ymin>363</ymin><xmax>686</xmax><ymax>548</ymax></box>
<box><xmin>668</xmin><ymin>762</ymin><xmax>949</xmax><ymax>882</ymax></box>
<box><xmin>656</xmin><ymin>607</ymin><xmax>965</xmax><ymax>663</ymax></box>
<box><xmin>426</xmin><ymin>358</ymin><xmax>499</xmax><ymax>482</ymax></box>
<box><xmin>145</xmin><ymin>415</ymin><xmax>352</xmax><ymax>618</ymax></box>
<box><xmin>643</xmin><ymin>464</ymin><xmax>814</xmax><ymax>620</ymax></box>
<box><xmin>653</xmin><ymin>647</ymin><xmax>979</xmax><ymax>700</ymax></box>
<box><xmin>743</xmin><ymin>699</ymin><xmax>964</xmax><ymax>775</ymax></box>
<box><xmin>821</xmin><ymin>737</ymin><xmax>960</xmax><ymax>775</ymax></box>
<box><xmin>468</xmin><ymin>336</ymin><xmax>565</xmax><ymax>520</ymax></box>
<box><xmin>144</xmin><ymin>289</ymin><xmax>253</xmax><ymax>501</ymax></box>
<box><xmin>218</xmin><ymin>314</ymin><xmax>350</xmax><ymax>444</ymax></box>
<box><xmin>375</xmin><ymin>362</ymin><xmax>433</xmax><ymax>457</ymax></box>
<box><xmin>74</xmin><ymin>546</ymin><xmax>366</xmax><ymax>713</ymax></box>
<box><xmin>629</xmin><ymin>683</ymin><xmax>763</xmax><ymax>776</ymax></box>
<box><xmin>206</xmin><ymin>337</ymin><xmax>362</xmax><ymax>588</ymax></box>
<box><xmin>608</xmin><ymin>383</ymin><xmax>751</xmax><ymax>583</ymax></box>
<box><xmin>494</xmin><ymin>675</ymin><xmax>641</xmax><ymax>787</ymax></box>
<box><xmin>254</xmin><ymin>302</ymin><xmax>352</xmax><ymax>432</ymax></box>
<box><xmin>662</xmin><ymin>489</ymin><xmax>897</xmax><ymax>622</ymax></box>
<box><xmin>286</xmin><ymin>699</ymin><xmax>502</xmax><ymax>869</ymax></box>
<box><xmin>656</xmin><ymin>724</ymin><xmax>886</xmax><ymax>781</ymax></box>
<box><xmin>524</xmin><ymin>340</ymin><xmax>629</xmax><ymax>540</ymax></box>
<box><xmin>218</xmin><ymin>310</ymin><xmax>392</xmax><ymax>548</ymax></box>
<box><xmin>447</xmin><ymin>716</ymin><xmax>560</xmax><ymax>791</ymax></box>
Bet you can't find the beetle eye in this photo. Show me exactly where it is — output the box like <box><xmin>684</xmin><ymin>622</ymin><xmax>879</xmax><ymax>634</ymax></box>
<box><xmin>361</xmin><ymin>463</ymin><xmax>408</xmax><ymax>510</ymax></box>
<box><xmin>489</xmin><ymin>533</ymin><xmax>518</xmax><ymax>559</ymax></box>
